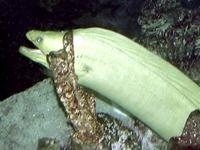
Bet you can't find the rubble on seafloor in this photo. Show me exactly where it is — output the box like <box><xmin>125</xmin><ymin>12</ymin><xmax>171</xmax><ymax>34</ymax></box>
<box><xmin>36</xmin><ymin>109</ymin><xmax>200</xmax><ymax>150</ymax></box>
<box><xmin>37</xmin><ymin>112</ymin><xmax>168</xmax><ymax>150</ymax></box>
<box><xmin>137</xmin><ymin>0</ymin><xmax>200</xmax><ymax>84</ymax></box>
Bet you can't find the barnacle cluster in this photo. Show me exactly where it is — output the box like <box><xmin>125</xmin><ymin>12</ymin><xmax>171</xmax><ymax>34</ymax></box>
<box><xmin>138</xmin><ymin>0</ymin><xmax>200</xmax><ymax>83</ymax></box>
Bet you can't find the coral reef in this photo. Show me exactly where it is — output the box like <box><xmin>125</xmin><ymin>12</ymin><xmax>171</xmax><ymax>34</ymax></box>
<box><xmin>138</xmin><ymin>0</ymin><xmax>200</xmax><ymax>84</ymax></box>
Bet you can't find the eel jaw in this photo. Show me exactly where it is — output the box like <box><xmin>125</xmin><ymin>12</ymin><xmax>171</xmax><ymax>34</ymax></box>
<box><xmin>19</xmin><ymin>29</ymin><xmax>65</xmax><ymax>68</ymax></box>
<box><xmin>25</xmin><ymin>30</ymin><xmax>65</xmax><ymax>54</ymax></box>
<box><xmin>19</xmin><ymin>46</ymin><xmax>49</xmax><ymax>68</ymax></box>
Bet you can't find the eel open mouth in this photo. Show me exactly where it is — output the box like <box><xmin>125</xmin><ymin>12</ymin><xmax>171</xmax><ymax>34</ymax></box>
<box><xmin>19</xmin><ymin>29</ymin><xmax>64</xmax><ymax>68</ymax></box>
<box><xmin>19</xmin><ymin>46</ymin><xmax>49</xmax><ymax>68</ymax></box>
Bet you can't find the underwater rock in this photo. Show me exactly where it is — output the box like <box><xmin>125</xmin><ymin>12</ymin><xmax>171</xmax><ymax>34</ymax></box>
<box><xmin>0</xmin><ymin>79</ymin><xmax>72</xmax><ymax>150</ymax></box>
<box><xmin>37</xmin><ymin>138</ymin><xmax>61</xmax><ymax>150</ymax></box>
<box><xmin>69</xmin><ymin>112</ymin><xmax>168</xmax><ymax>150</ymax></box>
<box><xmin>138</xmin><ymin>0</ymin><xmax>200</xmax><ymax>83</ymax></box>
<box><xmin>0</xmin><ymin>79</ymin><xmax>167</xmax><ymax>150</ymax></box>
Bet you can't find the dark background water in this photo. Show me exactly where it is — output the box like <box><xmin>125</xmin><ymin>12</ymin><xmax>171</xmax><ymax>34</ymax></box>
<box><xmin>0</xmin><ymin>0</ymin><xmax>144</xmax><ymax>100</ymax></box>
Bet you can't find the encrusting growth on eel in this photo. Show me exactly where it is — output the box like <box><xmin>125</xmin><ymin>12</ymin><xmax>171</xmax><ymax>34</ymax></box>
<box><xmin>46</xmin><ymin>30</ymin><xmax>102</xmax><ymax>144</ymax></box>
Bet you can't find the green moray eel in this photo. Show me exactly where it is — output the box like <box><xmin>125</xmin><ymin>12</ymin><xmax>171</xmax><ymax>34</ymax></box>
<box><xmin>19</xmin><ymin>27</ymin><xmax>200</xmax><ymax>141</ymax></box>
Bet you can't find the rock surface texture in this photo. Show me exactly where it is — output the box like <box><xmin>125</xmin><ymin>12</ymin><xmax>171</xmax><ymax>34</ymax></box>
<box><xmin>0</xmin><ymin>79</ymin><xmax>72</xmax><ymax>150</ymax></box>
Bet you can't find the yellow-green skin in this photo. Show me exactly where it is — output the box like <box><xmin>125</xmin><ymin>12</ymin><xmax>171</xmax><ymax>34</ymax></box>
<box><xmin>19</xmin><ymin>27</ymin><xmax>200</xmax><ymax>141</ymax></box>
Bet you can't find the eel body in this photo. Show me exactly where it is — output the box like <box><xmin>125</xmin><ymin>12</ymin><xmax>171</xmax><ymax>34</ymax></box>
<box><xmin>20</xmin><ymin>28</ymin><xmax>200</xmax><ymax>141</ymax></box>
